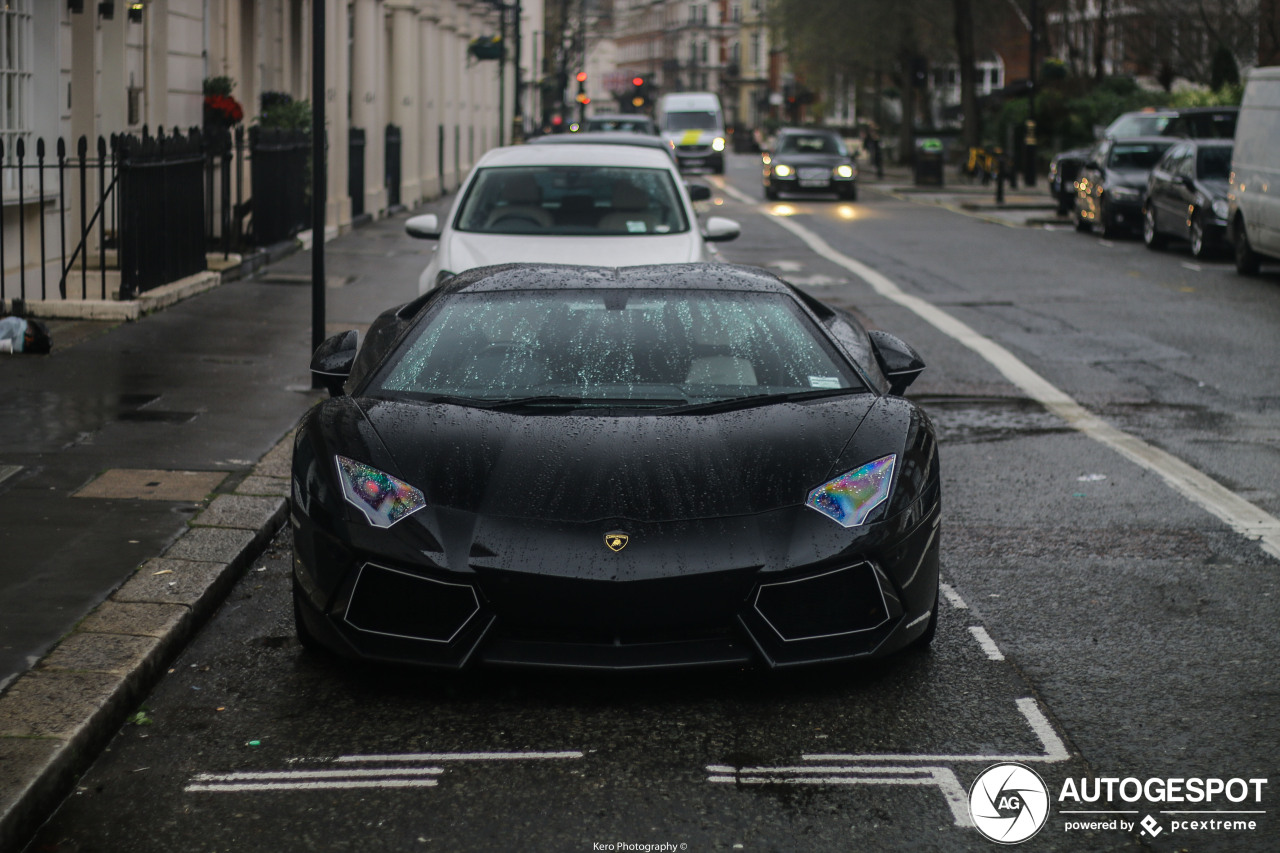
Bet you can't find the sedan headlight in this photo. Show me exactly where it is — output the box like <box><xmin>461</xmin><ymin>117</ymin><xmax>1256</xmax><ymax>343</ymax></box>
<box><xmin>805</xmin><ymin>454</ymin><xmax>896</xmax><ymax>528</ymax></box>
<box><xmin>336</xmin><ymin>456</ymin><xmax>427</xmax><ymax>528</ymax></box>
<box><xmin>712</xmin><ymin>137</ymin><xmax>726</xmax><ymax>152</ymax></box>
<box><xmin>1108</xmin><ymin>186</ymin><xmax>1141</xmax><ymax>202</ymax></box>
<box><xmin>1212</xmin><ymin>199</ymin><xmax>1229</xmax><ymax>219</ymax></box>
<box><xmin>773</xmin><ymin>164</ymin><xmax>793</xmax><ymax>178</ymax></box>
<box><xmin>835</xmin><ymin>164</ymin><xmax>855</xmax><ymax>179</ymax></box>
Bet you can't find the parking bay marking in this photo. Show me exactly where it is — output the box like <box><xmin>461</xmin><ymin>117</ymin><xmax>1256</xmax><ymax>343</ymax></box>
<box><xmin>186</xmin><ymin>751</ymin><xmax>583</xmax><ymax>794</ymax></box>
<box><xmin>714</xmin><ymin>178</ymin><xmax>1280</xmax><ymax>562</ymax></box>
<box><xmin>707</xmin><ymin>698</ymin><xmax>1068</xmax><ymax>827</ymax></box>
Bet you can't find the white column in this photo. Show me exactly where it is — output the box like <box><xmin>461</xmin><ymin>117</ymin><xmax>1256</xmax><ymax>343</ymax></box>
<box><xmin>438</xmin><ymin>3</ymin><xmax>459</xmax><ymax>191</ymax></box>
<box><xmin>352</xmin><ymin>0</ymin><xmax>386</xmax><ymax>217</ymax></box>
<box><xmin>419</xmin><ymin>1</ymin><xmax>443</xmax><ymax>199</ymax></box>
<box><xmin>388</xmin><ymin>2</ymin><xmax>421</xmax><ymax>205</ymax></box>
<box><xmin>325</xmin><ymin>0</ymin><xmax>352</xmax><ymax>231</ymax></box>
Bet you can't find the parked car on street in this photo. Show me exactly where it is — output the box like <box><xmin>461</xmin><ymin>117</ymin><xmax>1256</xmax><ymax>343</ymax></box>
<box><xmin>404</xmin><ymin>143</ymin><xmax>739</xmax><ymax>292</ymax></box>
<box><xmin>293</xmin><ymin>262</ymin><xmax>941</xmax><ymax>671</ymax></box>
<box><xmin>1049</xmin><ymin>106</ymin><xmax>1239</xmax><ymax>215</ymax></box>
<box><xmin>1228</xmin><ymin>65</ymin><xmax>1280</xmax><ymax>275</ymax></box>
<box><xmin>1142</xmin><ymin>140</ymin><xmax>1233</xmax><ymax>258</ymax></box>
<box><xmin>762</xmin><ymin>128</ymin><xmax>858</xmax><ymax>201</ymax></box>
<box><xmin>1074</xmin><ymin>137</ymin><xmax>1177</xmax><ymax>237</ymax></box>
<box><xmin>581</xmin><ymin>113</ymin><xmax>659</xmax><ymax>135</ymax></box>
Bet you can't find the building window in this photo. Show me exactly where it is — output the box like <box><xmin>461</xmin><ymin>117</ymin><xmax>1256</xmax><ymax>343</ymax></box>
<box><xmin>0</xmin><ymin>0</ymin><xmax>32</xmax><ymax>171</ymax></box>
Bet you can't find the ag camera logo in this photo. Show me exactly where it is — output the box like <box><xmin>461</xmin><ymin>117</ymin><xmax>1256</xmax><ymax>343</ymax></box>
<box><xmin>969</xmin><ymin>763</ymin><xmax>1051</xmax><ymax>844</ymax></box>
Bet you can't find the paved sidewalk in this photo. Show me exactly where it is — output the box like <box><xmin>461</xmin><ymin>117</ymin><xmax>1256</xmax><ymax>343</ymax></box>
<box><xmin>861</xmin><ymin>162</ymin><xmax>1069</xmax><ymax>228</ymax></box>
<box><xmin>0</xmin><ymin>203</ymin><xmax>442</xmax><ymax>851</ymax></box>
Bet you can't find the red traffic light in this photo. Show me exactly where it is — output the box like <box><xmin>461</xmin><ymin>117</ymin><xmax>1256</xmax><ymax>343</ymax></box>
<box><xmin>576</xmin><ymin>71</ymin><xmax>588</xmax><ymax>83</ymax></box>
<box><xmin>632</xmin><ymin>77</ymin><xmax>644</xmax><ymax>87</ymax></box>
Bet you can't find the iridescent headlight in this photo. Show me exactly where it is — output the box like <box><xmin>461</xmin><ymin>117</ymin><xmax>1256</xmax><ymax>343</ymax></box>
<box><xmin>836</xmin><ymin>164</ymin><xmax>855</xmax><ymax>179</ymax></box>
<box><xmin>335</xmin><ymin>456</ymin><xmax>427</xmax><ymax>528</ymax></box>
<box><xmin>773</xmin><ymin>164</ymin><xmax>793</xmax><ymax>177</ymax></box>
<box><xmin>805</xmin><ymin>454</ymin><xmax>896</xmax><ymax>528</ymax></box>
<box><xmin>712</xmin><ymin>137</ymin><xmax>726</xmax><ymax>152</ymax></box>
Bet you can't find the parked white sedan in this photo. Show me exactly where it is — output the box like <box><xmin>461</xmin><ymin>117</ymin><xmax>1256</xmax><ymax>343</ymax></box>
<box><xmin>405</xmin><ymin>142</ymin><xmax>740</xmax><ymax>293</ymax></box>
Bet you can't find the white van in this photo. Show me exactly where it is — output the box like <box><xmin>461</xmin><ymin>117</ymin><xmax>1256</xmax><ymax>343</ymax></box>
<box><xmin>657</xmin><ymin>92</ymin><xmax>726</xmax><ymax>174</ymax></box>
<box><xmin>1228</xmin><ymin>66</ymin><xmax>1280</xmax><ymax>274</ymax></box>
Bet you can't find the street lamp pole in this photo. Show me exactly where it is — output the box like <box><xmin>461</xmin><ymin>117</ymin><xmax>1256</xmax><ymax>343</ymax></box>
<box><xmin>1025</xmin><ymin>0</ymin><xmax>1038</xmax><ymax>187</ymax></box>
<box><xmin>513</xmin><ymin>0</ymin><xmax>525</xmax><ymax>143</ymax></box>
<box><xmin>310</xmin><ymin>0</ymin><xmax>327</xmax><ymax>379</ymax></box>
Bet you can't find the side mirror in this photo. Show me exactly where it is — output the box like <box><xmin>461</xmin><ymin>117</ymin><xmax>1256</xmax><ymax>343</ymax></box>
<box><xmin>686</xmin><ymin>183</ymin><xmax>712</xmax><ymax>202</ymax></box>
<box><xmin>868</xmin><ymin>330</ymin><xmax>925</xmax><ymax>395</ymax></box>
<box><xmin>1181</xmin><ymin>175</ymin><xmax>1196</xmax><ymax>190</ymax></box>
<box><xmin>310</xmin><ymin>330</ymin><xmax>359</xmax><ymax>397</ymax></box>
<box><xmin>405</xmin><ymin>214</ymin><xmax>441</xmax><ymax>240</ymax></box>
<box><xmin>702</xmin><ymin>216</ymin><xmax>741</xmax><ymax>243</ymax></box>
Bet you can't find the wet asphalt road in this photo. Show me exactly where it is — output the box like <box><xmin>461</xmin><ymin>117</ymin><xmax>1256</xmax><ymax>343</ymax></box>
<box><xmin>22</xmin><ymin>153</ymin><xmax>1280</xmax><ymax>852</ymax></box>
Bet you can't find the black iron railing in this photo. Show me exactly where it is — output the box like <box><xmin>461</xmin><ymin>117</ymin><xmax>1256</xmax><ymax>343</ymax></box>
<box><xmin>249</xmin><ymin>127</ymin><xmax>310</xmax><ymax>246</ymax></box>
<box><xmin>385</xmin><ymin>124</ymin><xmax>401</xmax><ymax>208</ymax></box>
<box><xmin>349</xmin><ymin>127</ymin><xmax>366</xmax><ymax>218</ymax></box>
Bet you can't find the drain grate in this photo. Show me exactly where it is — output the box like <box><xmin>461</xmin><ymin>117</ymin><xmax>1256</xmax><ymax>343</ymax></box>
<box><xmin>73</xmin><ymin>469</ymin><xmax>228</xmax><ymax>502</ymax></box>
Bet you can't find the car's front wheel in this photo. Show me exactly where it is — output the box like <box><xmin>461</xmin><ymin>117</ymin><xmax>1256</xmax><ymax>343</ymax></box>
<box><xmin>1235</xmin><ymin>219</ymin><xmax>1262</xmax><ymax>275</ymax></box>
<box><xmin>839</xmin><ymin>184</ymin><xmax>857</xmax><ymax>202</ymax></box>
<box><xmin>1074</xmin><ymin>204</ymin><xmax>1092</xmax><ymax>233</ymax></box>
<box><xmin>292</xmin><ymin>573</ymin><xmax>327</xmax><ymax>655</ymax></box>
<box><xmin>764</xmin><ymin>184</ymin><xmax>779</xmax><ymax>201</ymax></box>
<box><xmin>1143</xmin><ymin>205</ymin><xmax>1167</xmax><ymax>250</ymax></box>
<box><xmin>1189</xmin><ymin>215</ymin><xmax>1211</xmax><ymax>259</ymax></box>
<box><xmin>906</xmin><ymin>588</ymin><xmax>939</xmax><ymax>651</ymax></box>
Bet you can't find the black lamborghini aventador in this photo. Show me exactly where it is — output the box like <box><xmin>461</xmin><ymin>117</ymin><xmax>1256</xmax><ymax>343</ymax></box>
<box><xmin>291</xmin><ymin>263</ymin><xmax>941</xmax><ymax>671</ymax></box>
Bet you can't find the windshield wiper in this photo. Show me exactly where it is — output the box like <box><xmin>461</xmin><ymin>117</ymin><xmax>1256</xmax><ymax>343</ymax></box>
<box><xmin>661</xmin><ymin>387</ymin><xmax>861</xmax><ymax>415</ymax></box>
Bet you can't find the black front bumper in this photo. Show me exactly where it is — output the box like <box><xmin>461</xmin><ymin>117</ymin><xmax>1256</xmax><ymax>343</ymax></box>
<box><xmin>293</xmin><ymin>502</ymin><xmax>941</xmax><ymax>672</ymax></box>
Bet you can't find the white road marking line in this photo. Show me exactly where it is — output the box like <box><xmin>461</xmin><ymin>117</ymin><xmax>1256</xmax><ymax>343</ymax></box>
<box><xmin>716</xmin><ymin>178</ymin><xmax>1280</xmax><ymax>562</ymax></box>
<box><xmin>1182</xmin><ymin>262</ymin><xmax>1202</xmax><ymax>271</ymax></box>
<box><xmin>968</xmin><ymin>626</ymin><xmax>1005</xmax><ymax>661</ymax></box>
<box><xmin>803</xmin><ymin>697</ymin><xmax>1069</xmax><ymax>763</ymax></box>
<box><xmin>191</xmin><ymin>768</ymin><xmax>445</xmax><ymax>782</ymax></box>
<box><xmin>707</xmin><ymin>765</ymin><xmax>972</xmax><ymax>827</ymax></box>
<box><xmin>334</xmin><ymin>751</ymin><xmax>584</xmax><ymax>763</ymax></box>
<box><xmin>187</xmin><ymin>779</ymin><xmax>440</xmax><ymax>792</ymax></box>
<box><xmin>0</xmin><ymin>464</ymin><xmax>21</xmax><ymax>486</ymax></box>
<box><xmin>939</xmin><ymin>582</ymin><xmax>968</xmax><ymax>610</ymax></box>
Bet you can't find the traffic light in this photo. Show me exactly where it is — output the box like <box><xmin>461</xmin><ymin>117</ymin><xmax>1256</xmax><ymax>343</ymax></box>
<box><xmin>630</xmin><ymin>77</ymin><xmax>647</xmax><ymax>111</ymax></box>
<box><xmin>575</xmin><ymin>72</ymin><xmax>588</xmax><ymax>120</ymax></box>
<box><xmin>576</xmin><ymin>71</ymin><xmax>588</xmax><ymax>84</ymax></box>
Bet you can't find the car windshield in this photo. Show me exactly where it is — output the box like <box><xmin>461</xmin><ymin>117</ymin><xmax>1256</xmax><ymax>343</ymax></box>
<box><xmin>586</xmin><ymin>118</ymin><xmax>653</xmax><ymax>134</ymax></box>
<box><xmin>1196</xmin><ymin>145</ymin><xmax>1233</xmax><ymax>180</ymax></box>
<box><xmin>374</xmin><ymin>288</ymin><xmax>865</xmax><ymax>408</ymax></box>
<box><xmin>778</xmin><ymin>134</ymin><xmax>846</xmax><ymax>156</ymax></box>
<box><xmin>1106</xmin><ymin>114</ymin><xmax>1171</xmax><ymax>137</ymax></box>
<box><xmin>1108</xmin><ymin>142</ymin><xmax>1173</xmax><ymax>170</ymax></box>
<box><xmin>454</xmin><ymin>166</ymin><xmax>689</xmax><ymax>235</ymax></box>
<box><xmin>665</xmin><ymin>111</ymin><xmax>718</xmax><ymax>131</ymax></box>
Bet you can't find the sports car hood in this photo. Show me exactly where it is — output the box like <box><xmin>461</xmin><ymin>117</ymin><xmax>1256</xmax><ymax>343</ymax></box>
<box><xmin>444</xmin><ymin>231</ymin><xmax>705</xmax><ymax>270</ymax></box>
<box><xmin>355</xmin><ymin>396</ymin><xmax>881</xmax><ymax>522</ymax></box>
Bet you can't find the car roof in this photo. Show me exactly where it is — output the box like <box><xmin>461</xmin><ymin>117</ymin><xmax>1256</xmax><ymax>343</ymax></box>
<box><xmin>777</xmin><ymin>127</ymin><xmax>841</xmax><ymax>136</ymax></box>
<box><xmin>477</xmin><ymin>140</ymin><xmax>677</xmax><ymax>168</ymax></box>
<box><xmin>443</xmin><ymin>263</ymin><xmax>795</xmax><ymax>295</ymax></box>
<box><xmin>585</xmin><ymin>113</ymin><xmax>653</xmax><ymax>122</ymax></box>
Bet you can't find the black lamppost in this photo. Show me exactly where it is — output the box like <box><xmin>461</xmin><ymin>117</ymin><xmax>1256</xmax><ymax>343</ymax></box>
<box><xmin>1025</xmin><ymin>0</ymin><xmax>1038</xmax><ymax>187</ymax></box>
<box><xmin>311</xmin><ymin>0</ymin><xmax>327</xmax><ymax>377</ymax></box>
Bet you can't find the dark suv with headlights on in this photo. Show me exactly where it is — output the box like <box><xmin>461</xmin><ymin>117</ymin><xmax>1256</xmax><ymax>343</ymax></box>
<box><xmin>1074</xmin><ymin>137</ymin><xmax>1177</xmax><ymax>237</ymax></box>
<box><xmin>763</xmin><ymin>128</ymin><xmax>858</xmax><ymax>201</ymax></box>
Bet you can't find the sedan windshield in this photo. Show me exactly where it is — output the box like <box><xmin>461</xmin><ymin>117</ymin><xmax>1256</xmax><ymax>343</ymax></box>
<box><xmin>375</xmin><ymin>288</ymin><xmax>865</xmax><ymax>408</ymax></box>
<box><xmin>778</xmin><ymin>134</ymin><xmax>846</xmax><ymax>156</ymax></box>
<box><xmin>455</xmin><ymin>166</ymin><xmax>689</xmax><ymax>235</ymax></box>
<box><xmin>1108</xmin><ymin>141</ymin><xmax>1174</xmax><ymax>170</ymax></box>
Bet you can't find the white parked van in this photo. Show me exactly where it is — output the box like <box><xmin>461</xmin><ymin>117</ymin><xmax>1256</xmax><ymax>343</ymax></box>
<box><xmin>657</xmin><ymin>92</ymin><xmax>726</xmax><ymax>174</ymax></box>
<box><xmin>1228</xmin><ymin>66</ymin><xmax>1280</xmax><ymax>274</ymax></box>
